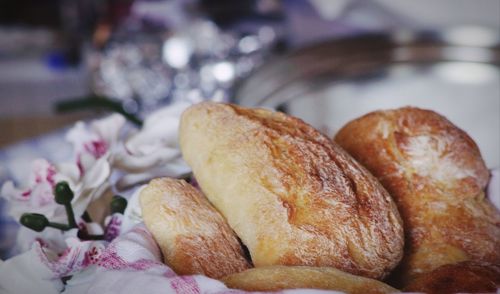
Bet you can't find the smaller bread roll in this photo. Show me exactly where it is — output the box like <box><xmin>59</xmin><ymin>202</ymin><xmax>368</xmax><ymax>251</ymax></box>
<box><xmin>222</xmin><ymin>265</ymin><xmax>398</xmax><ymax>294</ymax></box>
<box><xmin>140</xmin><ymin>178</ymin><xmax>251</xmax><ymax>279</ymax></box>
<box><xmin>404</xmin><ymin>261</ymin><xmax>500</xmax><ymax>294</ymax></box>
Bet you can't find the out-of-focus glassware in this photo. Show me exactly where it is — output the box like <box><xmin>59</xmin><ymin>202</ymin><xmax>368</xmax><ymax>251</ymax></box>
<box><xmin>87</xmin><ymin>0</ymin><xmax>283</xmax><ymax>117</ymax></box>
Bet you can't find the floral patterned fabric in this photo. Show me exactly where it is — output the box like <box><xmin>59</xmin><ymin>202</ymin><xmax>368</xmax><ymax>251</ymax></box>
<box><xmin>1</xmin><ymin>223</ymin><xmax>335</xmax><ymax>294</ymax></box>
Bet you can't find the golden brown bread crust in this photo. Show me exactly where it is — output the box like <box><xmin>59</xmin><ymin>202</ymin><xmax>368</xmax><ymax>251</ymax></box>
<box><xmin>334</xmin><ymin>107</ymin><xmax>500</xmax><ymax>285</ymax></box>
<box><xmin>139</xmin><ymin>178</ymin><xmax>251</xmax><ymax>279</ymax></box>
<box><xmin>222</xmin><ymin>265</ymin><xmax>398</xmax><ymax>294</ymax></box>
<box><xmin>179</xmin><ymin>102</ymin><xmax>404</xmax><ymax>279</ymax></box>
<box><xmin>404</xmin><ymin>261</ymin><xmax>500</xmax><ymax>294</ymax></box>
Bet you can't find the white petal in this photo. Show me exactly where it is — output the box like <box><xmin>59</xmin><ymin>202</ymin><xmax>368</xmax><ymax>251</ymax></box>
<box><xmin>92</xmin><ymin>114</ymin><xmax>126</xmax><ymax>147</ymax></box>
<box><xmin>124</xmin><ymin>101</ymin><xmax>190</xmax><ymax>156</ymax></box>
<box><xmin>145</xmin><ymin>101</ymin><xmax>191</xmax><ymax>126</ymax></box>
<box><xmin>55</xmin><ymin>162</ymin><xmax>81</xmax><ymax>185</ymax></box>
<box><xmin>114</xmin><ymin>148</ymin><xmax>181</xmax><ymax>172</ymax></box>
<box><xmin>115</xmin><ymin>161</ymin><xmax>191</xmax><ymax>190</ymax></box>
<box><xmin>79</xmin><ymin>152</ymin><xmax>99</xmax><ymax>174</ymax></box>
<box><xmin>66</xmin><ymin>122</ymin><xmax>100</xmax><ymax>154</ymax></box>
<box><xmin>125</xmin><ymin>118</ymin><xmax>180</xmax><ymax>155</ymax></box>
<box><xmin>16</xmin><ymin>227</ymin><xmax>68</xmax><ymax>254</ymax></box>
<box><xmin>0</xmin><ymin>181</ymin><xmax>22</xmax><ymax>202</ymax></box>
<box><xmin>84</xmin><ymin>187</ymin><xmax>113</xmax><ymax>224</ymax></box>
<box><xmin>81</xmin><ymin>157</ymin><xmax>111</xmax><ymax>190</ymax></box>
<box><xmin>72</xmin><ymin>182</ymin><xmax>112</xmax><ymax>223</ymax></box>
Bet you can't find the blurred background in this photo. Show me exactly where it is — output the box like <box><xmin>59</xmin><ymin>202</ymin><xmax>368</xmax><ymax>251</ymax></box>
<box><xmin>0</xmin><ymin>0</ymin><xmax>499</xmax><ymax>257</ymax></box>
<box><xmin>1</xmin><ymin>0</ymin><xmax>498</xmax><ymax>144</ymax></box>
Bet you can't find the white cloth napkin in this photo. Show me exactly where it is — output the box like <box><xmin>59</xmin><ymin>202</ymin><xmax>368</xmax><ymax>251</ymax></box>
<box><xmin>62</xmin><ymin>224</ymin><xmax>334</xmax><ymax>294</ymax></box>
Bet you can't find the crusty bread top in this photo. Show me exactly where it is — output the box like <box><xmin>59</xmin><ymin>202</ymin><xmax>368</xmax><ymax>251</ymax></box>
<box><xmin>222</xmin><ymin>265</ymin><xmax>398</xmax><ymax>294</ymax></box>
<box><xmin>140</xmin><ymin>178</ymin><xmax>250</xmax><ymax>279</ymax></box>
<box><xmin>335</xmin><ymin>107</ymin><xmax>500</xmax><ymax>283</ymax></box>
<box><xmin>179</xmin><ymin>102</ymin><xmax>404</xmax><ymax>279</ymax></box>
<box><xmin>335</xmin><ymin>107</ymin><xmax>490</xmax><ymax>196</ymax></box>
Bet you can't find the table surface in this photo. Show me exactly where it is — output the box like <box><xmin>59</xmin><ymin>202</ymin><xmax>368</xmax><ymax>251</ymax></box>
<box><xmin>0</xmin><ymin>113</ymin><xmax>94</xmax><ymax>148</ymax></box>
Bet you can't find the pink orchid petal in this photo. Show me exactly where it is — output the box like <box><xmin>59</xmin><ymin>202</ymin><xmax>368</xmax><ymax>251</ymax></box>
<box><xmin>0</xmin><ymin>159</ymin><xmax>63</xmax><ymax>221</ymax></box>
<box><xmin>84</xmin><ymin>140</ymin><xmax>108</xmax><ymax>158</ymax></box>
<box><xmin>104</xmin><ymin>214</ymin><xmax>123</xmax><ymax>242</ymax></box>
<box><xmin>66</xmin><ymin>122</ymin><xmax>101</xmax><ymax>156</ymax></box>
<box><xmin>29</xmin><ymin>159</ymin><xmax>57</xmax><ymax>188</ymax></box>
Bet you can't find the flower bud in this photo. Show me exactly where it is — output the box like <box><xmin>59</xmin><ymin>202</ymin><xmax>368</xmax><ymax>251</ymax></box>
<box><xmin>20</xmin><ymin>213</ymin><xmax>49</xmax><ymax>232</ymax></box>
<box><xmin>110</xmin><ymin>195</ymin><xmax>127</xmax><ymax>214</ymax></box>
<box><xmin>54</xmin><ymin>181</ymin><xmax>74</xmax><ymax>205</ymax></box>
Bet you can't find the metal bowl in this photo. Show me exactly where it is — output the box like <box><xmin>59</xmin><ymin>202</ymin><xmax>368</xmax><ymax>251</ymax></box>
<box><xmin>235</xmin><ymin>29</ymin><xmax>500</xmax><ymax>167</ymax></box>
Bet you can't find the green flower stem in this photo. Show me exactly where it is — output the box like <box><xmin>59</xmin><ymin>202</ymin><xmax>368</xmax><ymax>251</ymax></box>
<box><xmin>82</xmin><ymin>211</ymin><xmax>92</xmax><ymax>222</ymax></box>
<box><xmin>47</xmin><ymin>222</ymin><xmax>72</xmax><ymax>231</ymax></box>
<box><xmin>77</xmin><ymin>230</ymin><xmax>104</xmax><ymax>240</ymax></box>
<box><xmin>55</xmin><ymin>96</ymin><xmax>143</xmax><ymax>127</ymax></box>
<box><xmin>82</xmin><ymin>234</ymin><xmax>104</xmax><ymax>241</ymax></box>
<box><xmin>64</xmin><ymin>203</ymin><xmax>78</xmax><ymax>229</ymax></box>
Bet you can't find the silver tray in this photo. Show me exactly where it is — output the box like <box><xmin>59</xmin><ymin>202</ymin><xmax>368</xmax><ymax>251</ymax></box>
<box><xmin>235</xmin><ymin>30</ymin><xmax>500</xmax><ymax>168</ymax></box>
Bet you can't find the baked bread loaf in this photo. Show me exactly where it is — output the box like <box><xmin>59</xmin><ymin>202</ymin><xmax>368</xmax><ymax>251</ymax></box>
<box><xmin>140</xmin><ymin>178</ymin><xmax>251</xmax><ymax>279</ymax></box>
<box><xmin>404</xmin><ymin>261</ymin><xmax>500</xmax><ymax>294</ymax></box>
<box><xmin>179</xmin><ymin>102</ymin><xmax>404</xmax><ymax>279</ymax></box>
<box><xmin>335</xmin><ymin>107</ymin><xmax>500</xmax><ymax>285</ymax></box>
<box><xmin>222</xmin><ymin>265</ymin><xmax>398</xmax><ymax>294</ymax></box>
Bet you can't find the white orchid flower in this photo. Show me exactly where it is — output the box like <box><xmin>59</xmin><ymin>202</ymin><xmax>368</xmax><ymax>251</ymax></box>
<box><xmin>66</xmin><ymin>114</ymin><xmax>126</xmax><ymax>175</ymax></box>
<box><xmin>1</xmin><ymin>159</ymin><xmax>65</xmax><ymax>222</ymax></box>
<box><xmin>62</xmin><ymin>113</ymin><xmax>127</xmax><ymax>220</ymax></box>
<box><xmin>0</xmin><ymin>115</ymin><xmax>125</xmax><ymax>252</ymax></box>
<box><xmin>0</xmin><ymin>158</ymin><xmax>108</xmax><ymax>253</ymax></box>
<box><xmin>114</xmin><ymin>102</ymin><xmax>192</xmax><ymax>189</ymax></box>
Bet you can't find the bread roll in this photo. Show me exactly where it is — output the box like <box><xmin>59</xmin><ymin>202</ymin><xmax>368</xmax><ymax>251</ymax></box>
<box><xmin>140</xmin><ymin>178</ymin><xmax>251</xmax><ymax>279</ymax></box>
<box><xmin>179</xmin><ymin>102</ymin><xmax>404</xmax><ymax>279</ymax></box>
<box><xmin>404</xmin><ymin>261</ymin><xmax>500</xmax><ymax>294</ymax></box>
<box><xmin>222</xmin><ymin>265</ymin><xmax>398</xmax><ymax>294</ymax></box>
<box><xmin>335</xmin><ymin>107</ymin><xmax>500</xmax><ymax>285</ymax></box>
